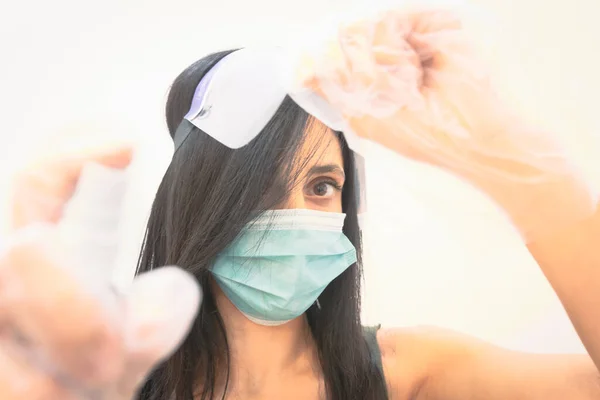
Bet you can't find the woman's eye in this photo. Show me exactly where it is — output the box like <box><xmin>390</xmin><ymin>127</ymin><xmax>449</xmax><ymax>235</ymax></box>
<box><xmin>309</xmin><ymin>181</ymin><xmax>341</xmax><ymax>197</ymax></box>
<box><xmin>314</xmin><ymin>182</ymin><xmax>332</xmax><ymax>196</ymax></box>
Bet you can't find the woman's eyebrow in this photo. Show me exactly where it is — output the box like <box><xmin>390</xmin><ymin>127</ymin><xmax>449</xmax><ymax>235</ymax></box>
<box><xmin>307</xmin><ymin>164</ymin><xmax>346</xmax><ymax>179</ymax></box>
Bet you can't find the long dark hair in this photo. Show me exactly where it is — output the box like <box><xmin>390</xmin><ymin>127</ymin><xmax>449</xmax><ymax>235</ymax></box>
<box><xmin>135</xmin><ymin>49</ymin><xmax>388</xmax><ymax>400</ymax></box>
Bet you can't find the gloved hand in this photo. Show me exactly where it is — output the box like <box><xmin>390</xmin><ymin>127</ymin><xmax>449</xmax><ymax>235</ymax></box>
<box><xmin>9</xmin><ymin>129</ymin><xmax>133</xmax><ymax>231</ymax></box>
<box><xmin>0</xmin><ymin>131</ymin><xmax>201</xmax><ymax>399</ymax></box>
<box><xmin>292</xmin><ymin>2</ymin><xmax>598</xmax><ymax>240</ymax></box>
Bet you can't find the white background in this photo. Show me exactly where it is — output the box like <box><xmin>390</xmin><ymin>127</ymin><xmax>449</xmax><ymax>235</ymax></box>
<box><xmin>1</xmin><ymin>0</ymin><xmax>599</xmax><ymax>353</ymax></box>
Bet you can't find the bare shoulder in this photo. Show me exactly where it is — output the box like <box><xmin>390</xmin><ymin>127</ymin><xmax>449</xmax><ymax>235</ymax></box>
<box><xmin>377</xmin><ymin>326</ymin><xmax>600</xmax><ymax>400</ymax></box>
<box><xmin>376</xmin><ymin>326</ymin><xmax>477</xmax><ymax>399</ymax></box>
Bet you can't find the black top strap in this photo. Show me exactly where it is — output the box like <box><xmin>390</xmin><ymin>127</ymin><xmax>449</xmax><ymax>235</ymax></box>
<box><xmin>363</xmin><ymin>324</ymin><xmax>384</xmax><ymax>374</ymax></box>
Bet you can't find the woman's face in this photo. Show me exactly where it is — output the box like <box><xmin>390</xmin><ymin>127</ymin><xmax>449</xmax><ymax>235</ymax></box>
<box><xmin>281</xmin><ymin>121</ymin><xmax>345</xmax><ymax>213</ymax></box>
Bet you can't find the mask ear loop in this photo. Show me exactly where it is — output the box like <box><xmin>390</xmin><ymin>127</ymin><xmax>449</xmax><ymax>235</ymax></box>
<box><xmin>315</xmin><ymin>299</ymin><xmax>322</xmax><ymax>310</ymax></box>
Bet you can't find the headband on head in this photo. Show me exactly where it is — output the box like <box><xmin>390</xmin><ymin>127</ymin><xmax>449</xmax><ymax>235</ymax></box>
<box><xmin>172</xmin><ymin>47</ymin><xmax>362</xmax><ymax>154</ymax></box>
<box><xmin>171</xmin><ymin>46</ymin><xmax>367</xmax><ymax>220</ymax></box>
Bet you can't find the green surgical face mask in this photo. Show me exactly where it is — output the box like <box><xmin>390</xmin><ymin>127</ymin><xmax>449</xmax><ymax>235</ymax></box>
<box><xmin>211</xmin><ymin>209</ymin><xmax>357</xmax><ymax>325</ymax></box>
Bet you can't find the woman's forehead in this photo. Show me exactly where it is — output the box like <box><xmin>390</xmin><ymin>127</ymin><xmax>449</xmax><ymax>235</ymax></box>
<box><xmin>298</xmin><ymin>119</ymin><xmax>344</xmax><ymax>168</ymax></box>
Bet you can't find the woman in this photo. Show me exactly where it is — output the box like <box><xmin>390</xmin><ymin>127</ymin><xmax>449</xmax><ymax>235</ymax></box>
<box><xmin>2</xmin><ymin>37</ymin><xmax>600</xmax><ymax>400</ymax></box>
<box><xmin>136</xmin><ymin>49</ymin><xmax>385</xmax><ymax>400</ymax></box>
<box><xmin>134</xmin><ymin>47</ymin><xmax>600</xmax><ymax>400</ymax></box>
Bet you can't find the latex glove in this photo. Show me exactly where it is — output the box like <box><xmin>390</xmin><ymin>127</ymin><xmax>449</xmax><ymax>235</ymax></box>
<box><xmin>293</xmin><ymin>2</ymin><xmax>598</xmax><ymax>240</ymax></box>
<box><xmin>1</xmin><ymin>130</ymin><xmax>201</xmax><ymax>399</ymax></box>
<box><xmin>9</xmin><ymin>130</ymin><xmax>133</xmax><ymax>231</ymax></box>
<box><xmin>0</xmin><ymin>226</ymin><xmax>200</xmax><ymax>400</ymax></box>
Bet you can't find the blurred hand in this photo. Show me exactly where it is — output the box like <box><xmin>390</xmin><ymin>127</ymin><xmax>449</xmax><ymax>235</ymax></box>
<box><xmin>0</xmin><ymin>226</ymin><xmax>200</xmax><ymax>400</ymax></box>
<box><xmin>296</xmin><ymin>4</ymin><xmax>598</xmax><ymax>239</ymax></box>
<box><xmin>9</xmin><ymin>130</ymin><xmax>133</xmax><ymax>231</ymax></box>
<box><xmin>1</xmin><ymin>130</ymin><xmax>201</xmax><ymax>399</ymax></box>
